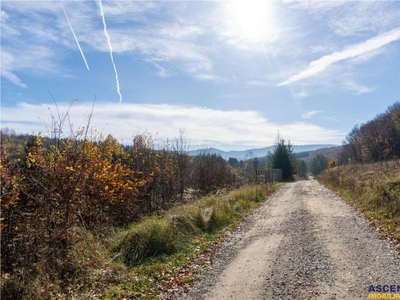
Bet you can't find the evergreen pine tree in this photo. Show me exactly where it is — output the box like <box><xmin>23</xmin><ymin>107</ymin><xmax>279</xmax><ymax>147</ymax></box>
<box><xmin>271</xmin><ymin>138</ymin><xmax>295</xmax><ymax>179</ymax></box>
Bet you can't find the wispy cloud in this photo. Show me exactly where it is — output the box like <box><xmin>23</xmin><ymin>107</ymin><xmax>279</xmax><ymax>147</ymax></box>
<box><xmin>150</xmin><ymin>62</ymin><xmax>173</xmax><ymax>78</ymax></box>
<box><xmin>113</xmin><ymin>35</ymin><xmax>215</xmax><ymax>78</ymax></box>
<box><xmin>195</xmin><ymin>74</ymin><xmax>223</xmax><ymax>81</ymax></box>
<box><xmin>158</xmin><ymin>24</ymin><xmax>204</xmax><ymax>40</ymax></box>
<box><xmin>1</xmin><ymin>1</ymin><xmax>93</xmax><ymax>85</ymax></box>
<box><xmin>294</xmin><ymin>88</ymin><xmax>310</xmax><ymax>99</ymax></box>
<box><xmin>1</xmin><ymin>102</ymin><xmax>344</xmax><ymax>150</ymax></box>
<box><xmin>98</xmin><ymin>0</ymin><xmax>122</xmax><ymax>104</ymax></box>
<box><xmin>278</xmin><ymin>27</ymin><xmax>400</xmax><ymax>86</ymax></box>
<box><xmin>1</xmin><ymin>45</ymin><xmax>63</xmax><ymax>88</ymax></box>
<box><xmin>301</xmin><ymin>110</ymin><xmax>322</xmax><ymax>119</ymax></box>
<box><xmin>286</xmin><ymin>1</ymin><xmax>400</xmax><ymax>37</ymax></box>
<box><xmin>217</xmin><ymin>94</ymin><xmax>239</xmax><ymax>99</ymax></box>
<box><xmin>1</xmin><ymin>51</ymin><xmax>27</xmax><ymax>88</ymax></box>
<box><xmin>62</xmin><ymin>5</ymin><xmax>90</xmax><ymax>71</ymax></box>
<box><xmin>1</xmin><ymin>1</ymin><xmax>219</xmax><ymax>87</ymax></box>
<box><xmin>0</xmin><ymin>10</ymin><xmax>20</xmax><ymax>36</ymax></box>
<box><xmin>246</xmin><ymin>80</ymin><xmax>268</xmax><ymax>87</ymax></box>
<box><xmin>343</xmin><ymin>81</ymin><xmax>374</xmax><ymax>95</ymax></box>
<box><xmin>1</xmin><ymin>71</ymin><xmax>27</xmax><ymax>89</ymax></box>
<box><xmin>328</xmin><ymin>2</ymin><xmax>400</xmax><ymax>37</ymax></box>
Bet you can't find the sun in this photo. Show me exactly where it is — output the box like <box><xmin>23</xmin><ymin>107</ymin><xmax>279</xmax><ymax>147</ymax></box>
<box><xmin>225</xmin><ymin>0</ymin><xmax>277</xmax><ymax>43</ymax></box>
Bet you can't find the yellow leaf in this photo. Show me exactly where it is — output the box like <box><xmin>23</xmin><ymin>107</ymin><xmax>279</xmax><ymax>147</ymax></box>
<box><xmin>104</xmin><ymin>186</ymin><xmax>109</xmax><ymax>191</ymax></box>
<box><xmin>14</xmin><ymin>226</ymin><xmax>19</xmax><ymax>231</ymax></box>
<box><xmin>0</xmin><ymin>217</ymin><xmax>5</xmax><ymax>221</ymax></box>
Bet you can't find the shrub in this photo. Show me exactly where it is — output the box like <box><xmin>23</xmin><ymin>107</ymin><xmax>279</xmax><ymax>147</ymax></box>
<box><xmin>319</xmin><ymin>160</ymin><xmax>400</xmax><ymax>240</ymax></box>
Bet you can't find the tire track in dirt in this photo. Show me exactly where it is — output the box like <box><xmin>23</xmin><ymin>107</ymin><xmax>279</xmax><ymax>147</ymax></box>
<box><xmin>182</xmin><ymin>181</ymin><xmax>400</xmax><ymax>300</ymax></box>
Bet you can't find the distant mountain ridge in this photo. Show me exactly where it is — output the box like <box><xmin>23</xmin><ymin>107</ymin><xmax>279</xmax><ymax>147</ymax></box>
<box><xmin>188</xmin><ymin>144</ymin><xmax>338</xmax><ymax>160</ymax></box>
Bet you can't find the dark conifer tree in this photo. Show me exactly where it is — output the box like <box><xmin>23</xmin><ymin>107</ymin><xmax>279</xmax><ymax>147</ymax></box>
<box><xmin>271</xmin><ymin>138</ymin><xmax>295</xmax><ymax>179</ymax></box>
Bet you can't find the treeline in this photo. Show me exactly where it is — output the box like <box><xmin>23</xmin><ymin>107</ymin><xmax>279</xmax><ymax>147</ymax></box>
<box><xmin>319</xmin><ymin>101</ymin><xmax>400</xmax><ymax>246</ymax></box>
<box><xmin>1</xmin><ymin>128</ymin><xmax>237</xmax><ymax>294</ymax></box>
<box><xmin>318</xmin><ymin>101</ymin><xmax>400</xmax><ymax>248</ymax></box>
<box><xmin>230</xmin><ymin>138</ymin><xmax>329</xmax><ymax>179</ymax></box>
<box><xmin>339</xmin><ymin>102</ymin><xmax>400</xmax><ymax>163</ymax></box>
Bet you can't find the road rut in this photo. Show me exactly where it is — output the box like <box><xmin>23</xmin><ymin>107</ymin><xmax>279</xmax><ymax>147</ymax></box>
<box><xmin>182</xmin><ymin>180</ymin><xmax>400</xmax><ymax>299</ymax></box>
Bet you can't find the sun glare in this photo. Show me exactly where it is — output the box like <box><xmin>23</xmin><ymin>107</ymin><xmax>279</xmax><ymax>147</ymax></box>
<box><xmin>225</xmin><ymin>0</ymin><xmax>277</xmax><ymax>43</ymax></box>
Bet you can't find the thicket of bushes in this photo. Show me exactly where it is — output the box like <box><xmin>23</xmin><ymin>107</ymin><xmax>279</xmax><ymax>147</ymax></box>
<box><xmin>1</xmin><ymin>126</ymin><xmax>280</xmax><ymax>298</ymax></box>
<box><xmin>0</xmin><ymin>127</ymin><xmax>236</xmax><ymax>298</ymax></box>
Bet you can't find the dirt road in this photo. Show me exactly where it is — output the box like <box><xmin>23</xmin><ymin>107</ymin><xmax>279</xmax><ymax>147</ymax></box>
<box><xmin>183</xmin><ymin>180</ymin><xmax>400</xmax><ymax>299</ymax></box>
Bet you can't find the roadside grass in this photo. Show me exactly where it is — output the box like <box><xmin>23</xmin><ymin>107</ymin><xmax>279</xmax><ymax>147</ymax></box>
<box><xmin>4</xmin><ymin>183</ymin><xmax>281</xmax><ymax>299</ymax></box>
<box><xmin>104</xmin><ymin>183</ymin><xmax>281</xmax><ymax>298</ymax></box>
<box><xmin>319</xmin><ymin>160</ymin><xmax>400</xmax><ymax>243</ymax></box>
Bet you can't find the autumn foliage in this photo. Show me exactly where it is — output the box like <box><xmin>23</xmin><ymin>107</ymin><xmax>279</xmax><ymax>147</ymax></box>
<box><xmin>0</xmin><ymin>126</ymin><xmax>234</xmax><ymax>296</ymax></box>
<box><xmin>319</xmin><ymin>101</ymin><xmax>400</xmax><ymax>254</ymax></box>
<box><xmin>340</xmin><ymin>102</ymin><xmax>400</xmax><ymax>163</ymax></box>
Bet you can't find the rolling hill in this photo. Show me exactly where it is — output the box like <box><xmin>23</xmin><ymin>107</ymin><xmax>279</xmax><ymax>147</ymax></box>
<box><xmin>189</xmin><ymin>144</ymin><xmax>338</xmax><ymax>161</ymax></box>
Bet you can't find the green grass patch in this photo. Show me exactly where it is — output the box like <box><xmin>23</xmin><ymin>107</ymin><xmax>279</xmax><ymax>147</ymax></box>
<box><xmin>104</xmin><ymin>183</ymin><xmax>282</xmax><ymax>298</ymax></box>
<box><xmin>109</xmin><ymin>184</ymin><xmax>280</xmax><ymax>267</ymax></box>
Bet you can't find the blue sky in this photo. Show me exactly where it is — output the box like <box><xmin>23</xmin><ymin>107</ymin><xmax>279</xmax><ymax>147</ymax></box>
<box><xmin>1</xmin><ymin>0</ymin><xmax>400</xmax><ymax>150</ymax></box>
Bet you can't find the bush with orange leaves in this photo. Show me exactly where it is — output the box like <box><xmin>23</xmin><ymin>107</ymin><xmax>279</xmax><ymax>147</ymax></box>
<box><xmin>1</xmin><ymin>126</ymin><xmax>235</xmax><ymax>296</ymax></box>
<box><xmin>0</xmin><ymin>148</ymin><xmax>23</xmax><ymax>279</ymax></box>
<box><xmin>1</xmin><ymin>132</ymin><xmax>150</xmax><ymax>289</ymax></box>
<box><xmin>329</xmin><ymin>160</ymin><xmax>337</xmax><ymax>169</ymax></box>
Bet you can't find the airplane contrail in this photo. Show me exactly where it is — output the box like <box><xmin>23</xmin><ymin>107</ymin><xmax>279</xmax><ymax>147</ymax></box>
<box><xmin>62</xmin><ymin>4</ymin><xmax>90</xmax><ymax>71</ymax></box>
<box><xmin>98</xmin><ymin>0</ymin><xmax>123</xmax><ymax>104</ymax></box>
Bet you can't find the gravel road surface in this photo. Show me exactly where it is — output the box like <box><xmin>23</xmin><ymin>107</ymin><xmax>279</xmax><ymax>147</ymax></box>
<box><xmin>180</xmin><ymin>180</ymin><xmax>400</xmax><ymax>299</ymax></box>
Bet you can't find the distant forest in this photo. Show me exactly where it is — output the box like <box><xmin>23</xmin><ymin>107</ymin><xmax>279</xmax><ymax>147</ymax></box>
<box><xmin>339</xmin><ymin>102</ymin><xmax>400</xmax><ymax>163</ymax></box>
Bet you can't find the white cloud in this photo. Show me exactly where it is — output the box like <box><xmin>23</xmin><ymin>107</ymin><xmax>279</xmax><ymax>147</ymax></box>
<box><xmin>1</xmin><ymin>70</ymin><xmax>27</xmax><ymax>89</ymax></box>
<box><xmin>343</xmin><ymin>81</ymin><xmax>374</xmax><ymax>95</ymax></box>
<box><xmin>283</xmin><ymin>0</ymin><xmax>349</xmax><ymax>11</ymax></box>
<box><xmin>246</xmin><ymin>80</ymin><xmax>268</xmax><ymax>87</ymax></box>
<box><xmin>217</xmin><ymin>94</ymin><xmax>239</xmax><ymax>99</ymax></box>
<box><xmin>77</xmin><ymin>25</ymin><xmax>215</xmax><ymax>79</ymax></box>
<box><xmin>1</xmin><ymin>45</ymin><xmax>62</xmax><ymax>77</ymax></box>
<box><xmin>1</xmin><ymin>102</ymin><xmax>344</xmax><ymax>150</ymax></box>
<box><xmin>285</xmin><ymin>1</ymin><xmax>400</xmax><ymax>37</ymax></box>
<box><xmin>158</xmin><ymin>24</ymin><xmax>204</xmax><ymax>40</ymax></box>
<box><xmin>0</xmin><ymin>10</ymin><xmax>20</xmax><ymax>36</ymax></box>
<box><xmin>294</xmin><ymin>88</ymin><xmax>310</xmax><ymax>99</ymax></box>
<box><xmin>328</xmin><ymin>2</ymin><xmax>400</xmax><ymax>37</ymax></box>
<box><xmin>150</xmin><ymin>62</ymin><xmax>173</xmax><ymax>78</ymax></box>
<box><xmin>301</xmin><ymin>110</ymin><xmax>322</xmax><ymax>119</ymax></box>
<box><xmin>1</xmin><ymin>51</ymin><xmax>27</xmax><ymax>88</ymax></box>
<box><xmin>101</xmin><ymin>1</ymin><xmax>158</xmax><ymax>18</ymax></box>
<box><xmin>1</xmin><ymin>1</ymin><xmax>217</xmax><ymax>84</ymax></box>
<box><xmin>0</xmin><ymin>2</ymin><xmax>92</xmax><ymax>85</ymax></box>
<box><xmin>278</xmin><ymin>27</ymin><xmax>400</xmax><ymax>86</ymax></box>
<box><xmin>195</xmin><ymin>74</ymin><xmax>224</xmax><ymax>81</ymax></box>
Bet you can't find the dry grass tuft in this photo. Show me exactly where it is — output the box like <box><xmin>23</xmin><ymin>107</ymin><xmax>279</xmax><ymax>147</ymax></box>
<box><xmin>319</xmin><ymin>160</ymin><xmax>400</xmax><ymax>242</ymax></box>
